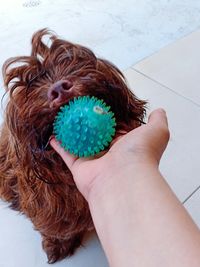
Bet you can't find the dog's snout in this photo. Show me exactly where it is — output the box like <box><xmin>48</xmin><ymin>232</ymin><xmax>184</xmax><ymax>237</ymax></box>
<box><xmin>48</xmin><ymin>80</ymin><xmax>73</xmax><ymax>104</ymax></box>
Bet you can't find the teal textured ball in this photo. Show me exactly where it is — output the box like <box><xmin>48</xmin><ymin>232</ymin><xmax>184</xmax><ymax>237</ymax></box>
<box><xmin>53</xmin><ymin>96</ymin><xmax>116</xmax><ymax>157</ymax></box>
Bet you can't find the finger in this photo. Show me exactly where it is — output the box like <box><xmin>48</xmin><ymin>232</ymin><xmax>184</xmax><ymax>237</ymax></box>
<box><xmin>50</xmin><ymin>138</ymin><xmax>78</xmax><ymax>171</ymax></box>
<box><xmin>148</xmin><ymin>109</ymin><xmax>170</xmax><ymax>153</ymax></box>
<box><xmin>148</xmin><ymin>108</ymin><xmax>168</xmax><ymax>129</ymax></box>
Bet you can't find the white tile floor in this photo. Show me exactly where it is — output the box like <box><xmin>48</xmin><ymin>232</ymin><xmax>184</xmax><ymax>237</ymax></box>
<box><xmin>185</xmin><ymin>189</ymin><xmax>200</xmax><ymax>227</ymax></box>
<box><xmin>0</xmin><ymin>1</ymin><xmax>200</xmax><ymax>266</ymax></box>
<box><xmin>134</xmin><ymin>30</ymin><xmax>200</xmax><ymax>105</ymax></box>
<box><xmin>1</xmin><ymin>0</ymin><xmax>200</xmax><ymax>69</ymax></box>
<box><xmin>127</xmin><ymin>30</ymin><xmax>200</xmax><ymax>230</ymax></box>
<box><xmin>0</xmin><ymin>200</ymin><xmax>109</xmax><ymax>267</ymax></box>
<box><xmin>124</xmin><ymin>68</ymin><xmax>200</xmax><ymax>203</ymax></box>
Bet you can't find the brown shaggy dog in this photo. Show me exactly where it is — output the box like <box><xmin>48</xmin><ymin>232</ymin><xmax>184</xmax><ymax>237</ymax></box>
<box><xmin>0</xmin><ymin>29</ymin><xmax>146</xmax><ymax>263</ymax></box>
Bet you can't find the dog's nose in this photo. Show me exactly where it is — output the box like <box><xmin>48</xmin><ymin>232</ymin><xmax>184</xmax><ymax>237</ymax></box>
<box><xmin>48</xmin><ymin>80</ymin><xmax>73</xmax><ymax>104</ymax></box>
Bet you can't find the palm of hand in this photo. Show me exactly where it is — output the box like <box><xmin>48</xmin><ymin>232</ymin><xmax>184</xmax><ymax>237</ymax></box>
<box><xmin>51</xmin><ymin>109</ymin><xmax>169</xmax><ymax>200</ymax></box>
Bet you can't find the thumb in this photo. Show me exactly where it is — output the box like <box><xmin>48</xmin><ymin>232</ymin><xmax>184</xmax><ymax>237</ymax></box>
<box><xmin>148</xmin><ymin>108</ymin><xmax>169</xmax><ymax>130</ymax></box>
<box><xmin>147</xmin><ymin>108</ymin><xmax>170</xmax><ymax>142</ymax></box>
<box><xmin>50</xmin><ymin>138</ymin><xmax>78</xmax><ymax>171</ymax></box>
<box><xmin>147</xmin><ymin>108</ymin><xmax>170</xmax><ymax>162</ymax></box>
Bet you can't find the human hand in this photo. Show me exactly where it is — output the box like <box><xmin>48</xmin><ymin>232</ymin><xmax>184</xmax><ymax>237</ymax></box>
<box><xmin>50</xmin><ymin>109</ymin><xmax>170</xmax><ymax>200</ymax></box>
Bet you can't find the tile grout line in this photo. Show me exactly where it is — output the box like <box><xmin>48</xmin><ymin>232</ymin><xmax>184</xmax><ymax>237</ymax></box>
<box><xmin>127</xmin><ymin>67</ymin><xmax>200</xmax><ymax>205</ymax></box>
<box><xmin>131</xmin><ymin>67</ymin><xmax>200</xmax><ymax>108</ymax></box>
<box><xmin>182</xmin><ymin>185</ymin><xmax>200</xmax><ymax>205</ymax></box>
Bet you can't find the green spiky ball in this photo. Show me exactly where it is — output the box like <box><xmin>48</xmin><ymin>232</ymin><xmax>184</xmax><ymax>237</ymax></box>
<box><xmin>53</xmin><ymin>96</ymin><xmax>116</xmax><ymax>157</ymax></box>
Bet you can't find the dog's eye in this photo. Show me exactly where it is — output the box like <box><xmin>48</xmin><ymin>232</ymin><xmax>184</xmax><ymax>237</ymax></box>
<box><xmin>27</xmin><ymin>69</ymin><xmax>46</xmax><ymax>87</ymax></box>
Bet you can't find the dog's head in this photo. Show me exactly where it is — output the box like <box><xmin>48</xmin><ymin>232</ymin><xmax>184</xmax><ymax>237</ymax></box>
<box><xmin>2</xmin><ymin>28</ymin><xmax>146</xmax><ymax>184</ymax></box>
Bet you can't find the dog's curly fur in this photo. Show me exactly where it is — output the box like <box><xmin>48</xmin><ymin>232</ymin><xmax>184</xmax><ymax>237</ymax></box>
<box><xmin>0</xmin><ymin>29</ymin><xmax>146</xmax><ymax>263</ymax></box>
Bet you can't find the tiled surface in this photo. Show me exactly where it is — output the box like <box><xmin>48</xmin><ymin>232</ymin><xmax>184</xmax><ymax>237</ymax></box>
<box><xmin>185</xmin><ymin>189</ymin><xmax>200</xmax><ymax>228</ymax></box>
<box><xmin>1</xmin><ymin>0</ymin><xmax>200</xmax><ymax>69</ymax></box>
<box><xmin>134</xmin><ymin>30</ymin><xmax>200</xmax><ymax>105</ymax></box>
<box><xmin>131</xmin><ymin>29</ymin><xmax>200</xmax><ymax>225</ymax></box>
<box><xmin>124</xmin><ymin>68</ymin><xmax>200</xmax><ymax>202</ymax></box>
<box><xmin>0</xmin><ymin>202</ymin><xmax>108</xmax><ymax>267</ymax></box>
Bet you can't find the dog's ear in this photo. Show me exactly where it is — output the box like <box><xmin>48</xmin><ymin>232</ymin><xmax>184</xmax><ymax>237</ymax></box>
<box><xmin>2</xmin><ymin>56</ymin><xmax>40</xmax><ymax>94</ymax></box>
<box><xmin>31</xmin><ymin>28</ymin><xmax>57</xmax><ymax>59</ymax></box>
<box><xmin>95</xmin><ymin>58</ymin><xmax>147</xmax><ymax>129</ymax></box>
<box><xmin>2</xmin><ymin>28</ymin><xmax>56</xmax><ymax>95</ymax></box>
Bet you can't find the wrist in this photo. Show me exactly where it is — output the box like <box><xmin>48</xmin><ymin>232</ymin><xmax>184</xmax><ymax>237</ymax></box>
<box><xmin>87</xmin><ymin>160</ymin><xmax>161</xmax><ymax>267</ymax></box>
